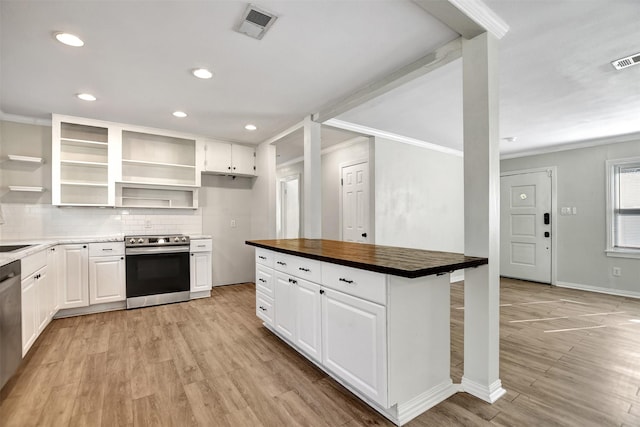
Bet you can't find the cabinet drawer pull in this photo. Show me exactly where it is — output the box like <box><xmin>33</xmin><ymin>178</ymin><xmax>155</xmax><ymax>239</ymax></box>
<box><xmin>102</xmin><ymin>248</ymin><xmax>113</xmax><ymax>251</ymax></box>
<box><xmin>259</xmin><ymin>306</ymin><xmax>267</xmax><ymax>311</ymax></box>
<box><xmin>298</xmin><ymin>267</ymin><xmax>310</xmax><ymax>272</ymax></box>
<box><xmin>258</xmin><ymin>256</ymin><xmax>266</xmax><ymax>260</ymax></box>
<box><xmin>259</xmin><ymin>278</ymin><xmax>267</xmax><ymax>283</ymax></box>
<box><xmin>197</xmin><ymin>245</ymin><xmax>206</xmax><ymax>248</ymax></box>
<box><xmin>277</xmin><ymin>261</ymin><xmax>286</xmax><ymax>266</ymax></box>
<box><xmin>339</xmin><ymin>278</ymin><xmax>354</xmax><ymax>284</ymax></box>
<box><xmin>288</xmin><ymin>278</ymin><xmax>297</xmax><ymax>284</ymax></box>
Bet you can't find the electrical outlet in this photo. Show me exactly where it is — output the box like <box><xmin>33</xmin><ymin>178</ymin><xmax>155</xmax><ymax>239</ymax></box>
<box><xmin>231</xmin><ymin>219</ymin><xmax>237</xmax><ymax>228</ymax></box>
<box><xmin>612</xmin><ymin>267</ymin><xmax>621</xmax><ymax>277</ymax></box>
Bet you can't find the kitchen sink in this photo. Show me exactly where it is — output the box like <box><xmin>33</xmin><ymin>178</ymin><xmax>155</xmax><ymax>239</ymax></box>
<box><xmin>0</xmin><ymin>245</ymin><xmax>32</xmax><ymax>253</ymax></box>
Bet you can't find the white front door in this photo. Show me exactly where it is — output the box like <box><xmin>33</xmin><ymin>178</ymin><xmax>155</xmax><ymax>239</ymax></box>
<box><xmin>342</xmin><ymin>162</ymin><xmax>370</xmax><ymax>243</ymax></box>
<box><xmin>500</xmin><ymin>171</ymin><xmax>552</xmax><ymax>283</ymax></box>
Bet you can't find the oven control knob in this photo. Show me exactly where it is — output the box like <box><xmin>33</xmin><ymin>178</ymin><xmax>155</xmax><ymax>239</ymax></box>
<box><xmin>174</xmin><ymin>237</ymin><xmax>180</xmax><ymax>242</ymax></box>
<box><xmin>181</xmin><ymin>236</ymin><xmax>188</xmax><ymax>242</ymax></box>
<box><xmin>138</xmin><ymin>238</ymin><xmax>144</xmax><ymax>244</ymax></box>
<box><xmin>129</xmin><ymin>238</ymin><xmax>136</xmax><ymax>244</ymax></box>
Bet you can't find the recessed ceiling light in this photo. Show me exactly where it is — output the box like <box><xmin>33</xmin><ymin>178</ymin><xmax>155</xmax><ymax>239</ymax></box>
<box><xmin>173</xmin><ymin>111</ymin><xmax>187</xmax><ymax>118</ymax></box>
<box><xmin>76</xmin><ymin>93</ymin><xmax>96</xmax><ymax>101</ymax></box>
<box><xmin>192</xmin><ymin>68</ymin><xmax>213</xmax><ymax>79</ymax></box>
<box><xmin>55</xmin><ymin>32</ymin><xmax>84</xmax><ymax>47</ymax></box>
<box><xmin>245</xmin><ymin>124</ymin><xmax>257</xmax><ymax>131</ymax></box>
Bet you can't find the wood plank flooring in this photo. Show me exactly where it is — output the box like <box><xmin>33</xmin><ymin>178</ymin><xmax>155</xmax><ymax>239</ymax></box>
<box><xmin>2</xmin><ymin>278</ymin><xmax>640</xmax><ymax>426</ymax></box>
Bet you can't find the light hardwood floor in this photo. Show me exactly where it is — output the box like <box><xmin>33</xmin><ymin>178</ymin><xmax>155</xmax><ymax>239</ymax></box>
<box><xmin>2</xmin><ymin>278</ymin><xmax>640</xmax><ymax>426</ymax></box>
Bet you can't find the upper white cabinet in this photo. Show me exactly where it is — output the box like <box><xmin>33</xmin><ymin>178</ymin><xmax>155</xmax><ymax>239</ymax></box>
<box><xmin>202</xmin><ymin>139</ymin><xmax>256</xmax><ymax>177</ymax></box>
<box><xmin>52</xmin><ymin>115</ymin><xmax>115</xmax><ymax>206</ymax></box>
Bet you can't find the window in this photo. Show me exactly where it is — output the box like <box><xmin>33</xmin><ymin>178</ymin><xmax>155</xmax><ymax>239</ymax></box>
<box><xmin>607</xmin><ymin>157</ymin><xmax>640</xmax><ymax>257</ymax></box>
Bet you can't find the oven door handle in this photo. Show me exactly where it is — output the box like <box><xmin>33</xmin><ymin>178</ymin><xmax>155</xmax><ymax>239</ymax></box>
<box><xmin>125</xmin><ymin>246</ymin><xmax>190</xmax><ymax>255</ymax></box>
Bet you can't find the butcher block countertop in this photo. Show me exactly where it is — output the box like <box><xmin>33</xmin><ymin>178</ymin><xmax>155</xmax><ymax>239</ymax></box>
<box><xmin>246</xmin><ymin>239</ymin><xmax>488</xmax><ymax>279</ymax></box>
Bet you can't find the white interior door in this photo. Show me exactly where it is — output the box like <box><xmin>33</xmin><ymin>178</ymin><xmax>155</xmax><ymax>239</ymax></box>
<box><xmin>500</xmin><ymin>171</ymin><xmax>552</xmax><ymax>283</ymax></box>
<box><xmin>342</xmin><ymin>162</ymin><xmax>369</xmax><ymax>243</ymax></box>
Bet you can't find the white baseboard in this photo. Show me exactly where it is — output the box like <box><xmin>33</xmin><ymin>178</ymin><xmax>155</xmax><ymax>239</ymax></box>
<box><xmin>54</xmin><ymin>301</ymin><xmax>126</xmax><ymax>318</ymax></box>
<box><xmin>461</xmin><ymin>377</ymin><xmax>506</xmax><ymax>403</ymax></box>
<box><xmin>556</xmin><ymin>281</ymin><xmax>640</xmax><ymax>299</ymax></box>
<box><xmin>396</xmin><ymin>380</ymin><xmax>459</xmax><ymax>425</ymax></box>
<box><xmin>190</xmin><ymin>290</ymin><xmax>211</xmax><ymax>299</ymax></box>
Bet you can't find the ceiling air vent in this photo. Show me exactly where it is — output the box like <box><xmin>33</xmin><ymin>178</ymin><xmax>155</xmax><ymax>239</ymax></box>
<box><xmin>611</xmin><ymin>52</ymin><xmax>640</xmax><ymax>70</ymax></box>
<box><xmin>236</xmin><ymin>4</ymin><xmax>278</xmax><ymax>40</ymax></box>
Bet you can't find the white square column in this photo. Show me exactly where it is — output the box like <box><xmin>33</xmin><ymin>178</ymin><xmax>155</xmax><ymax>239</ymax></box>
<box><xmin>461</xmin><ymin>32</ymin><xmax>506</xmax><ymax>403</ymax></box>
<box><xmin>303</xmin><ymin>115</ymin><xmax>322</xmax><ymax>238</ymax></box>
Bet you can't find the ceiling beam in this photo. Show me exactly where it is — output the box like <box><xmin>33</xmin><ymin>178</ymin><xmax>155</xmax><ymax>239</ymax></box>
<box><xmin>413</xmin><ymin>0</ymin><xmax>509</xmax><ymax>40</ymax></box>
<box><xmin>312</xmin><ymin>37</ymin><xmax>462</xmax><ymax>124</ymax></box>
<box><xmin>262</xmin><ymin>120</ymin><xmax>304</xmax><ymax>145</ymax></box>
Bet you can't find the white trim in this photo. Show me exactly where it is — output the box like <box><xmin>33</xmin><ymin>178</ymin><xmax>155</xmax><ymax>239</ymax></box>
<box><xmin>276</xmin><ymin>136</ymin><xmax>370</xmax><ymax>168</ymax></box>
<box><xmin>0</xmin><ymin>111</ymin><xmax>52</xmax><ymax>126</ymax></box>
<box><xmin>605</xmin><ymin>156</ymin><xmax>640</xmax><ymax>254</ymax></box>
<box><xmin>556</xmin><ymin>281</ymin><xmax>640</xmax><ymax>300</ymax></box>
<box><xmin>277</xmin><ymin>156</ymin><xmax>304</xmax><ymax>168</ymax></box>
<box><xmin>450</xmin><ymin>270</ymin><xmax>464</xmax><ymax>283</ymax></box>
<box><xmin>500</xmin><ymin>166</ymin><xmax>558</xmax><ymax>285</ymax></box>
<box><xmin>461</xmin><ymin>377</ymin><xmax>506</xmax><ymax>403</ymax></box>
<box><xmin>395</xmin><ymin>380</ymin><xmax>459</xmax><ymax>425</ymax></box>
<box><xmin>447</xmin><ymin>0</ymin><xmax>510</xmax><ymax>39</ymax></box>
<box><xmin>325</xmin><ymin>119</ymin><xmax>463</xmax><ymax>157</ymax></box>
<box><xmin>263</xmin><ymin>120</ymin><xmax>304</xmax><ymax>145</ymax></box>
<box><xmin>500</xmin><ymin>131</ymin><xmax>640</xmax><ymax>160</ymax></box>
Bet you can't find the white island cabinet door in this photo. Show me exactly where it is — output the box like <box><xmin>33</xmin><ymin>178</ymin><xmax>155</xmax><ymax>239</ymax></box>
<box><xmin>274</xmin><ymin>272</ymin><xmax>296</xmax><ymax>342</ymax></box>
<box><xmin>321</xmin><ymin>288</ymin><xmax>388</xmax><ymax>408</ymax></box>
<box><xmin>295</xmin><ymin>278</ymin><xmax>322</xmax><ymax>363</ymax></box>
<box><xmin>89</xmin><ymin>255</ymin><xmax>125</xmax><ymax>304</ymax></box>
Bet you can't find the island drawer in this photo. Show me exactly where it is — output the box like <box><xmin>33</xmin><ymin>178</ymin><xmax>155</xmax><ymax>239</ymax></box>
<box><xmin>322</xmin><ymin>263</ymin><xmax>387</xmax><ymax>305</ymax></box>
<box><xmin>255</xmin><ymin>248</ymin><xmax>274</xmax><ymax>268</ymax></box>
<box><xmin>256</xmin><ymin>264</ymin><xmax>274</xmax><ymax>297</ymax></box>
<box><xmin>288</xmin><ymin>256</ymin><xmax>322</xmax><ymax>283</ymax></box>
<box><xmin>256</xmin><ymin>291</ymin><xmax>274</xmax><ymax>326</ymax></box>
<box><xmin>273</xmin><ymin>252</ymin><xmax>291</xmax><ymax>273</ymax></box>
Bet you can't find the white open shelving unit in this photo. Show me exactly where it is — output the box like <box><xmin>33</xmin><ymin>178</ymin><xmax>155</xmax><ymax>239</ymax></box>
<box><xmin>52</xmin><ymin>114</ymin><xmax>200</xmax><ymax>208</ymax></box>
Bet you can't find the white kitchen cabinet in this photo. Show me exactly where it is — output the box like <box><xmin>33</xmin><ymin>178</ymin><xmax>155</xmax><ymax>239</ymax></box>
<box><xmin>47</xmin><ymin>246</ymin><xmax>59</xmax><ymax>316</ymax></box>
<box><xmin>21</xmin><ymin>272</ymin><xmax>37</xmax><ymax>356</ymax></box>
<box><xmin>58</xmin><ymin>244</ymin><xmax>89</xmax><ymax>309</ymax></box>
<box><xmin>52</xmin><ymin>115</ymin><xmax>114</xmax><ymax>207</ymax></box>
<box><xmin>190</xmin><ymin>239</ymin><xmax>212</xmax><ymax>296</ymax></box>
<box><xmin>21</xmin><ymin>249</ymin><xmax>50</xmax><ymax>356</ymax></box>
<box><xmin>274</xmin><ymin>272</ymin><xmax>296</xmax><ymax>342</ymax></box>
<box><xmin>295</xmin><ymin>278</ymin><xmax>322</xmax><ymax>362</ymax></box>
<box><xmin>202</xmin><ymin>139</ymin><xmax>256</xmax><ymax>176</ymax></box>
<box><xmin>88</xmin><ymin>242</ymin><xmax>125</xmax><ymax>305</ymax></box>
<box><xmin>322</xmin><ymin>287</ymin><xmax>387</xmax><ymax>406</ymax></box>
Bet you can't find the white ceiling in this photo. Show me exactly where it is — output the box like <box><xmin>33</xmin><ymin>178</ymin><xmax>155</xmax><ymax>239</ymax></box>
<box><xmin>1</xmin><ymin>1</ymin><xmax>639</xmax><ymax>157</ymax></box>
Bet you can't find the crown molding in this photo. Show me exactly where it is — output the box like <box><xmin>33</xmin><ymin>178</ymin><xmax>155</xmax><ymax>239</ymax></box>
<box><xmin>324</xmin><ymin>119</ymin><xmax>463</xmax><ymax>157</ymax></box>
<box><xmin>0</xmin><ymin>111</ymin><xmax>52</xmax><ymax>127</ymax></box>
<box><xmin>500</xmin><ymin>131</ymin><xmax>640</xmax><ymax>160</ymax></box>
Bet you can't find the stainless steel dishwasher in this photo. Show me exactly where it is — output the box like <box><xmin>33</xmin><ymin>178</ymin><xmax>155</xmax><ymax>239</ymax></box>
<box><xmin>0</xmin><ymin>260</ymin><xmax>21</xmax><ymax>391</ymax></box>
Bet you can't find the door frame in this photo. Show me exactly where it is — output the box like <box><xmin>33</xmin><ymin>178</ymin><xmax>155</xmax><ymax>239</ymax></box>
<box><xmin>277</xmin><ymin>174</ymin><xmax>301</xmax><ymax>239</ymax></box>
<box><xmin>501</xmin><ymin>166</ymin><xmax>558</xmax><ymax>285</ymax></box>
<box><xmin>339</xmin><ymin>159</ymin><xmax>373</xmax><ymax>243</ymax></box>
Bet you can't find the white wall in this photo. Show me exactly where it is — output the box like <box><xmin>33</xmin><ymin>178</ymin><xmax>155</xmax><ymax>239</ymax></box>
<box><xmin>501</xmin><ymin>139</ymin><xmax>640</xmax><ymax>296</ymax></box>
<box><xmin>276</xmin><ymin>161</ymin><xmax>304</xmax><ymax>238</ymax></box>
<box><xmin>374</xmin><ymin>137</ymin><xmax>464</xmax><ymax>254</ymax></box>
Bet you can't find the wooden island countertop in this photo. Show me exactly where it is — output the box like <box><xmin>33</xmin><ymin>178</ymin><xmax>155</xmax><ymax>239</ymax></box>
<box><xmin>245</xmin><ymin>238</ymin><xmax>487</xmax><ymax>278</ymax></box>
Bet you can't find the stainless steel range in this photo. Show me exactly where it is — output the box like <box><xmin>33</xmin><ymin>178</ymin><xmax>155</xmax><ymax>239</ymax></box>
<box><xmin>125</xmin><ymin>234</ymin><xmax>191</xmax><ymax>309</ymax></box>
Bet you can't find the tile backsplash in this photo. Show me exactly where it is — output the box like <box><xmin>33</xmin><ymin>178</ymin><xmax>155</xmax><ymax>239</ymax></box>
<box><xmin>0</xmin><ymin>203</ymin><xmax>202</xmax><ymax>240</ymax></box>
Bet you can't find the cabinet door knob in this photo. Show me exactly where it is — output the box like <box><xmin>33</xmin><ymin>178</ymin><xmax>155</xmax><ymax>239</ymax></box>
<box><xmin>83</xmin><ymin>245</ymin><xmax>87</xmax><ymax>249</ymax></box>
<box><xmin>120</xmin><ymin>257</ymin><xmax>124</xmax><ymax>260</ymax></box>
<box><xmin>319</xmin><ymin>289</ymin><xmax>325</xmax><ymax>295</ymax></box>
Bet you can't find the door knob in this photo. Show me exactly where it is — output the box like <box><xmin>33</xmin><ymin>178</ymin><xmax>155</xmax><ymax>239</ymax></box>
<box><xmin>361</xmin><ymin>233</ymin><xmax>367</xmax><ymax>238</ymax></box>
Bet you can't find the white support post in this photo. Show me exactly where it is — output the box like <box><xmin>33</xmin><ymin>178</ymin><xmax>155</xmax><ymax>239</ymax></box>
<box><xmin>461</xmin><ymin>32</ymin><xmax>506</xmax><ymax>403</ymax></box>
<box><xmin>303</xmin><ymin>115</ymin><xmax>322</xmax><ymax>238</ymax></box>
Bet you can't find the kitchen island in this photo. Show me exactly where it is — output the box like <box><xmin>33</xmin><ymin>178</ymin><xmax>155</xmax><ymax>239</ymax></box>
<box><xmin>246</xmin><ymin>238</ymin><xmax>487</xmax><ymax>426</ymax></box>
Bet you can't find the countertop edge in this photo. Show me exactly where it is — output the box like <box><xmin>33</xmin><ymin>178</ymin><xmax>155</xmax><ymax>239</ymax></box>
<box><xmin>246</xmin><ymin>240</ymin><xmax>488</xmax><ymax>279</ymax></box>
